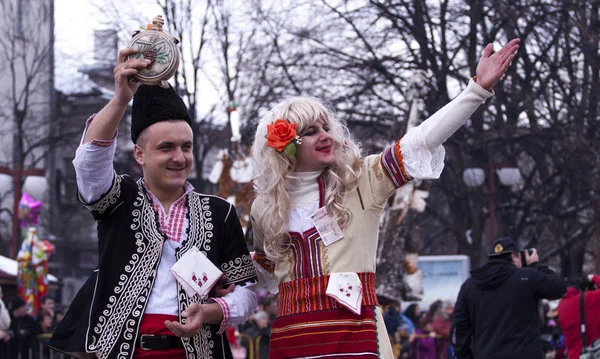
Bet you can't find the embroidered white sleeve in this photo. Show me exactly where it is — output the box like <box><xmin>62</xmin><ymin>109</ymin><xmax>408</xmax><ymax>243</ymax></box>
<box><xmin>253</xmin><ymin>260</ymin><xmax>279</xmax><ymax>295</ymax></box>
<box><xmin>213</xmin><ymin>283</ymin><xmax>257</xmax><ymax>332</ymax></box>
<box><xmin>72</xmin><ymin>119</ymin><xmax>118</xmax><ymax>203</ymax></box>
<box><xmin>401</xmin><ymin>79</ymin><xmax>493</xmax><ymax>180</ymax></box>
<box><xmin>400</xmin><ymin>126</ymin><xmax>445</xmax><ymax>180</ymax></box>
<box><xmin>418</xmin><ymin>79</ymin><xmax>493</xmax><ymax>151</ymax></box>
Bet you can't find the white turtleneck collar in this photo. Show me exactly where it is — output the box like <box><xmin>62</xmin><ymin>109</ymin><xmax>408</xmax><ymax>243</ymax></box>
<box><xmin>286</xmin><ymin>170</ymin><xmax>322</xmax><ymax>208</ymax></box>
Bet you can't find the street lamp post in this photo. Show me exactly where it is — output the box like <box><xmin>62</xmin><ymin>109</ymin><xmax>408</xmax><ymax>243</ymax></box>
<box><xmin>487</xmin><ymin>164</ymin><xmax>497</xmax><ymax>245</ymax></box>
<box><xmin>463</xmin><ymin>165</ymin><xmax>522</xmax><ymax>245</ymax></box>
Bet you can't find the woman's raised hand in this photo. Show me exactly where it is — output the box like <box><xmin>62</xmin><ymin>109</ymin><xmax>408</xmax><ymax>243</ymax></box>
<box><xmin>475</xmin><ymin>38</ymin><xmax>520</xmax><ymax>91</ymax></box>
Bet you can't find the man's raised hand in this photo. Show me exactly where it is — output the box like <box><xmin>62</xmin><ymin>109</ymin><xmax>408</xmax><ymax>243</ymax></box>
<box><xmin>113</xmin><ymin>48</ymin><xmax>151</xmax><ymax>105</ymax></box>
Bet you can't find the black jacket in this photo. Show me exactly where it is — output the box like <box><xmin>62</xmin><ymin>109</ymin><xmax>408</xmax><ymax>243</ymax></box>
<box><xmin>451</xmin><ymin>259</ymin><xmax>566</xmax><ymax>359</ymax></box>
<box><xmin>49</xmin><ymin>175</ymin><xmax>257</xmax><ymax>359</ymax></box>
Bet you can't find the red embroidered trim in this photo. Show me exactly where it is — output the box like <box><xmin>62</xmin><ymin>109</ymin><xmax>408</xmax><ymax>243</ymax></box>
<box><xmin>152</xmin><ymin>197</ymin><xmax>187</xmax><ymax>243</ymax></box>
<box><xmin>90</xmin><ymin>139</ymin><xmax>115</xmax><ymax>147</ymax></box>
<box><xmin>212</xmin><ymin>297</ymin><xmax>230</xmax><ymax>334</ymax></box>
<box><xmin>277</xmin><ymin>272</ymin><xmax>378</xmax><ymax>317</ymax></box>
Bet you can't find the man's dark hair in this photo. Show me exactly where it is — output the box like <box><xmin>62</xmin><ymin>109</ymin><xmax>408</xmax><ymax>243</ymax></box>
<box><xmin>41</xmin><ymin>295</ymin><xmax>54</xmax><ymax>304</ymax></box>
<box><xmin>569</xmin><ymin>274</ymin><xmax>594</xmax><ymax>291</ymax></box>
<box><xmin>492</xmin><ymin>252</ymin><xmax>514</xmax><ymax>262</ymax></box>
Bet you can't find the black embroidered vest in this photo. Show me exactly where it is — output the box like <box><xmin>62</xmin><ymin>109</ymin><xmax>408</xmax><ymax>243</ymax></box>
<box><xmin>50</xmin><ymin>175</ymin><xmax>257</xmax><ymax>359</ymax></box>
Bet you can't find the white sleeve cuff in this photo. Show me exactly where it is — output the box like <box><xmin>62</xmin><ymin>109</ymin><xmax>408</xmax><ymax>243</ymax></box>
<box><xmin>211</xmin><ymin>284</ymin><xmax>257</xmax><ymax>334</ymax></box>
<box><xmin>73</xmin><ymin>115</ymin><xmax>118</xmax><ymax>203</ymax></box>
<box><xmin>254</xmin><ymin>261</ymin><xmax>279</xmax><ymax>295</ymax></box>
<box><xmin>400</xmin><ymin>126</ymin><xmax>445</xmax><ymax>180</ymax></box>
<box><xmin>211</xmin><ymin>297</ymin><xmax>230</xmax><ymax>334</ymax></box>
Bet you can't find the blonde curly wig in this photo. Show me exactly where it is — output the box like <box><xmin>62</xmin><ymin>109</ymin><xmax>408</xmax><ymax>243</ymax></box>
<box><xmin>252</xmin><ymin>96</ymin><xmax>363</xmax><ymax>259</ymax></box>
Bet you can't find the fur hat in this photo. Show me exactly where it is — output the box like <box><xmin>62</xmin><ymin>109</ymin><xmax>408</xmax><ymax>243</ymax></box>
<box><xmin>130</xmin><ymin>84</ymin><xmax>192</xmax><ymax>143</ymax></box>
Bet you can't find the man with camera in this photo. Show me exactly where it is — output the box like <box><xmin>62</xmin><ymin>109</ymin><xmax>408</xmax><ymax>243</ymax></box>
<box><xmin>557</xmin><ymin>274</ymin><xmax>600</xmax><ymax>358</ymax></box>
<box><xmin>451</xmin><ymin>237</ymin><xmax>566</xmax><ymax>359</ymax></box>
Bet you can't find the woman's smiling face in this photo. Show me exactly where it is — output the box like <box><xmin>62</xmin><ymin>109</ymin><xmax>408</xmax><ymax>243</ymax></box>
<box><xmin>294</xmin><ymin>119</ymin><xmax>335</xmax><ymax>172</ymax></box>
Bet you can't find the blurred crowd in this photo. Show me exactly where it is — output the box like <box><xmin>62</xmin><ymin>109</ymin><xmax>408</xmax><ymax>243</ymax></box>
<box><xmin>224</xmin><ymin>273</ymin><xmax>600</xmax><ymax>359</ymax></box>
<box><xmin>383</xmin><ymin>300</ymin><xmax>455</xmax><ymax>359</ymax></box>
<box><xmin>0</xmin><ymin>285</ymin><xmax>64</xmax><ymax>359</ymax></box>
<box><xmin>1</xmin><ymin>272</ymin><xmax>598</xmax><ymax>359</ymax></box>
<box><xmin>225</xmin><ymin>288</ymin><xmax>278</xmax><ymax>359</ymax></box>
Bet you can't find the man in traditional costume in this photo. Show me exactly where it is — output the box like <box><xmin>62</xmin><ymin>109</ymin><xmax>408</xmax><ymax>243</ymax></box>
<box><xmin>50</xmin><ymin>48</ymin><xmax>257</xmax><ymax>359</ymax></box>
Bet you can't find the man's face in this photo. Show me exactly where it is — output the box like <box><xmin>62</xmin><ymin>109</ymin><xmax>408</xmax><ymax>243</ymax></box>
<box><xmin>42</xmin><ymin>298</ymin><xmax>55</xmax><ymax>311</ymax></box>
<box><xmin>511</xmin><ymin>251</ymin><xmax>523</xmax><ymax>268</ymax></box>
<box><xmin>266</xmin><ymin>300</ymin><xmax>278</xmax><ymax>315</ymax></box>
<box><xmin>134</xmin><ymin>121</ymin><xmax>194</xmax><ymax>196</ymax></box>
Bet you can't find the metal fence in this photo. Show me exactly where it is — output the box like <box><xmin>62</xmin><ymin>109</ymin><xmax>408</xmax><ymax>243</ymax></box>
<box><xmin>0</xmin><ymin>334</ymin><xmax>75</xmax><ymax>359</ymax></box>
<box><xmin>235</xmin><ymin>333</ymin><xmax>270</xmax><ymax>359</ymax></box>
<box><xmin>1</xmin><ymin>333</ymin><xmax>267</xmax><ymax>359</ymax></box>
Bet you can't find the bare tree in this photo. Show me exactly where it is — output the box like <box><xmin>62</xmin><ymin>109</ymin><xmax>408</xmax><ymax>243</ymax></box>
<box><xmin>244</xmin><ymin>0</ymin><xmax>599</xmax><ymax>286</ymax></box>
<box><xmin>0</xmin><ymin>0</ymin><xmax>79</xmax><ymax>257</ymax></box>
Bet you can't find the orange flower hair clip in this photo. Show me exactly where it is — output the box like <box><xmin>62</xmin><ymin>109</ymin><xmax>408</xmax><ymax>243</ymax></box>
<box><xmin>266</xmin><ymin>119</ymin><xmax>302</xmax><ymax>158</ymax></box>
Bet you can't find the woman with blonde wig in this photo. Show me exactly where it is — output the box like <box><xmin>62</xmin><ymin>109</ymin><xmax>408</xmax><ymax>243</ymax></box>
<box><xmin>250</xmin><ymin>38</ymin><xmax>520</xmax><ymax>359</ymax></box>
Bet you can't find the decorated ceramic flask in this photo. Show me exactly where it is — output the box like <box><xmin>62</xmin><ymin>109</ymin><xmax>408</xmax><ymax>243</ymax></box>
<box><xmin>127</xmin><ymin>15</ymin><xmax>179</xmax><ymax>87</ymax></box>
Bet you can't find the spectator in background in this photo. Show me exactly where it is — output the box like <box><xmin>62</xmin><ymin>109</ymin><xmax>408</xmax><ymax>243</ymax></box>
<box><xmin>0</xmin><ymin>286</ymin><xmax>11</xmax><ymax>358</ymax></box>
<box><xmin>37</xmin><ymin>309</ymin><xmax>55</xmax><ymax>359</ymax></box>
<box><xmin>451</xmin><ymin>237</ymin><xmax>566</xmax><ymax>359</ymax></box>
<box><xmin>539</xmin><ymin>300</ymin><xmax>565</xmax><ymax>358</ymax></box>
<box><xmin>432</xmin><ymin>300</ymin><xmax>453</xmax><ymax>359</ymax></box>
<box><xmin>8</xmin><ymin>297</ymin><xmax>41</xmax><ymax>359</ymax></box>
<box><xmin>400</xmin><ymin>304</ymin><xmax>416</xmax><ymax>336</ymax></box>
<box><xmin>426</xmin><ymin>300</ymin><xmax>443</xmax><ymax>321</ymax></box>
<box><xmin>384</xmin><ymin>303</ymin><xmax>402</xmax><ymax>339</ymax></box>
<box><xmin>263</xmin><ymin>297</ymin><xmax>278</xmax><ymax>323</ymax></box>
<box><xmin>557</xmin><ymin>274</ymin><xmax>600</xmax><ymax>359</ymax></box>
<box><xmin>240</xmin><ymin>310</ymin><xmax>271</xmax><ymax>359</ymax></box>
<box><xmin>386</xmin><ymin>301</ymin><xmax>417</xmax><ymax>336</ymax></box>
<box><xmin>405</xmin><ymin>303</ymin><xmax>422</xmax><ymax>332</ymax></box>
<box><xmin>54</xmin><ymin>310</ymin><xmax>64</xmax><ymax>325</ymax></box>
<box><xmin>38</xmin><ymin>296</ymin><xmax>55</xmax><ymax>322</ymax></box>
<box><xmin>37</xmin><ymin>309</ymin><xmax>54</xmax><ymax>334</ymax></box>
<box><xmin>411</xmin><ymin>316</ymin><xmax>437</xmax><ymax>359</ymax></box>
<box><xmin>398</xmin><ymin>323</ymin><xmax>412</xmax><ymax>359</ymax></box>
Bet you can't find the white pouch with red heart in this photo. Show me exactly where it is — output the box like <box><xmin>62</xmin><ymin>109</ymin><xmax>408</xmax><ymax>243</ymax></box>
<box><xmin>170</xmin><ymin>246</ymin><xmax>224</xmax><ymax>299</ymax></box>
<box><xmin>326</xmin><ymin>272</ymin><xmax>363</xmax><ymax>315</ymax></box>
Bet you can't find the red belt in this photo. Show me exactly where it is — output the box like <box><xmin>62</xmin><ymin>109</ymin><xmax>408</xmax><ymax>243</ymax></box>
<box><xmin>133</xmin><ymin>314</ymin><xmax>185</xmax><ymax>359</ymax></box>
<box><xmin>277</xmin><ymin>272</ymin><xmax>379</xmax><ymax>317</ymax></box>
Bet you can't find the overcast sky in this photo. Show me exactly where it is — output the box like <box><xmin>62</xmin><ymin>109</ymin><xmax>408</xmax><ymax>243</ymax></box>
<box><xmin>54</xmin><ymin>0</ymin><xmax>159</xmax><ymax>93</ymax></box>
<box><xmin>54</xmin><ymin>0</ymin><xmax>223</xmax><ymax>118</ymax></box>
<box><xmin>55</xmin><ymin>0</ymin><xmax>99</xmax><ymax>92</ymax></box>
